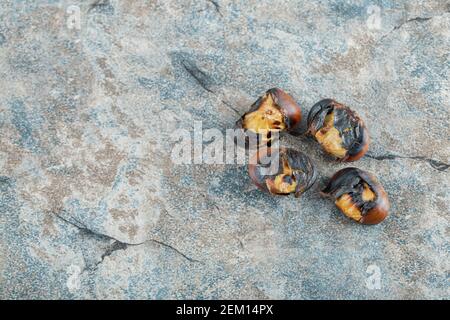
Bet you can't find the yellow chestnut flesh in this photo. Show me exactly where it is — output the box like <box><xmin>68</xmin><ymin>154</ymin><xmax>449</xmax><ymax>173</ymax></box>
<box><xmin>235</xmin><ymin>88</ymin><xmax>302</xmax><ymax>149</ymax></box>
<box><xmin>265</xmin><ymin>156</ymin><xmax>297</xmax><ymax>194</ymax></box>
<box><xmin>321</xmin><ymin>167</ymin><xmax>389</xmax><ymax>225</ymax></box>
<box><xmin>242</xmin><ymin>93</ymin><xmax>286</xmax><ymax>134</ymax></box>
<box><xmin>335</xmin><ymin>193</ymin><xmax>363</xmax><ymax>221</ymax></box>
<box><xmin>314</xmin><ymin>111</ymin><xmax>347</xmax><ymax>159</ymax></box>
<box><xmin>307</xmin><ymin>99</ymin><xmax>369</xmax><ymax>161</ymax></box>
<box><xmin>248</xmin><ymin>147</ymin><xmax>317</xmax><ymax>197</ymax></box>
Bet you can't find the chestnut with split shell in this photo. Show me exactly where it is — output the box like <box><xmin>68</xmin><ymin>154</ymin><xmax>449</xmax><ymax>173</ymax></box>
<box><xmin>321</xmin><ymin>167</ymin><xmax>390</xmax><ymax>225</ymax></box>
<box><xmin>307</xmin><ymin>99</ymin><xmax>369</xmax><ymax>161</ymax></box>
<box><xmin>248</xmin><ymin>147</ymin><xmax>317</xmax><ymax>197</ymax></box>
<box><xmin>235</xmin><ymin>88</ymin><xmax>302</xmax><ymax>148</ymax></box>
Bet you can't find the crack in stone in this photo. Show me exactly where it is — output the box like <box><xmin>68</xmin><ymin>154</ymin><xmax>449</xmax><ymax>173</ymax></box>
<box><xmin>174</xmin><ymin>53</ymin><xmax>241</xmax><ymax>117</ymax></box>
<box><xmin>150</xmin><ymin>239</ymin><xmax>202</xmax><ymax>263</ymax></box>
<box><xmin>180</xmin><ymin>59</ymin><xmax>242</xmax><ymax>117</ymax></box>
<box><xmin>207</xmin><ymin>0</ymin><xmax>223</xmax><ymax>17</ymax></box>
<box><xmin>88</xmin><ymin>0</ymin><xmax>111</xmax><ymax>13</ymax></box>
<box><xmin>55</xmin><ymin>213</ymin><xmax>123</xmax><ymax>243</ymax></box>
<box><xmin>181</xmin><ymin>60</ymin><xmax>214</xmax><ymax>93</ymax></box>
<box><xmin>378</xmin><ymin>13</ymin><xmax>449</xmax><ymax>42</ymax></box>
<box><xmin>54</xmin><ymin>214</ymin><xmax>202</xmax><ymax>271</ymax></box>
<box><xmin>391</xmin><ymin>16</ymin><xmax>432</xmax><ymax>31</ymax></box>
<box><xmin>366</xmin><ymin>153</ymin><xmax>449</xmax><ymax>172</ymax></box>
<box><xmin>88</xmin><ymin>240</ymin><xmax>129</xmax><ymax>271</ymax></box>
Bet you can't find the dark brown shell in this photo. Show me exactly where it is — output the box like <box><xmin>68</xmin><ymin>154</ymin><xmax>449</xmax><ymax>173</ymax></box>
<box><xmin>248</xmin><ymin>147</ymin><xmax>317</xmax><ymax>197</ymax></box>
<box><xmin>269</xmin><ymin>88</ymin><xmax>302</xmax><ymax>130</ymax></box>
<box><xmin>321</xmin><ymin>167</ymin><xmax>390</xmax><ymax>225</ymax></box>
<box><xmin>307</xmin><ymin>99</ymin><xmax>369</xmax><ymax>161</ymax></box>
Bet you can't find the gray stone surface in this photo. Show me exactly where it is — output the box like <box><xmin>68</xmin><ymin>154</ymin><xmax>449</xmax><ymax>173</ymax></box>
<box><xmin>0</xmin><ymin>0</ymin><xmax>449</xmax><ymax>299</ymax></box>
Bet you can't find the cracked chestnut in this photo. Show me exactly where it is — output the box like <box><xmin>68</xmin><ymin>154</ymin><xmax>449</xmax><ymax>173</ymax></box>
<box><xmin>321</xmin><ymin>167</ymin><xmax>389</xmax><ymax>225</ymax></box>
<box><xmin>248</xmin><ymin>147</ymin><xmax>317</xmax><ymax>197</ymax></box>
<box><xmin>307</xmin><ymin>99</ymin><xmax>369</xmax><ymax>161</ymax></box>
<box><xmin>235</xmin><ymin>88</ymin><xmax>302</xmax><ymax>148</ymax></box>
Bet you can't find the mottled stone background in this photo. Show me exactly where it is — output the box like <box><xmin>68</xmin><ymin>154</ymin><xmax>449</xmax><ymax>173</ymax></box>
<box><xmin>0</xmin><ymin>0</ymin><xmax>449</xmax><ymax>299</ymax></box>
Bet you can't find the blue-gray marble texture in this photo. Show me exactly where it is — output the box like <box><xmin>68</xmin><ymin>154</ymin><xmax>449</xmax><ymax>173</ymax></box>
<box><xmin>0</xmin><ymin>0</ymin><xmax>449</xmax><ymax>299</ymax></box>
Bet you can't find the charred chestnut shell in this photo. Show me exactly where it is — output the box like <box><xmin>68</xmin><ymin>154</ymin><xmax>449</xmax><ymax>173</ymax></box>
<box><xmin>248</xmin><ymin>147</ymin><xmax>317</xmax><ymax>197</ymax></box>
<box><xmin>321</xmin><ymin>168</ymin><xmax>389</xmax><ymax>225</ymax></box>
<box><xmin>307</xmin><ymin>99</ymin><xmax>369</xmax><ymax>161</ymax></box>
<box><xmin>235</xmin><ymin>88</ymin><xmax>302</xmax><ymax>148</ymax></box>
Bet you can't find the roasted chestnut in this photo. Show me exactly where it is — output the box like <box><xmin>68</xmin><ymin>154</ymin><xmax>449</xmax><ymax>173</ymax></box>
<box><xmin>321</xmin><ymin>167</ymin><xmax>389</xmax><ymax>224</ymax></box>
<box><xmin>307</xmin><ymin>99</ymin><xmax>369</xmax><ymax>161</ymax></box>
<box><xmin>235</xmin><ymin>88</ymin><xmax>301</xmax><ymax>148</ymax></box>
<box><xmin>248</xmin><ymin>147</ymin><xmax>317</xmax><ymax>197</ymax></box>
